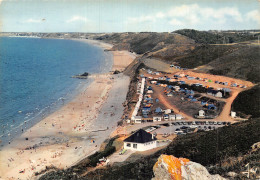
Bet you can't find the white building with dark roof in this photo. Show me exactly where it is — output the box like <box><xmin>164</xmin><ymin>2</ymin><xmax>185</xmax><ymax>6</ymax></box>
<box><xmin>124</xmin><ymin>129</ymin><xmax>157</xmax><ymax>151</ymax></box>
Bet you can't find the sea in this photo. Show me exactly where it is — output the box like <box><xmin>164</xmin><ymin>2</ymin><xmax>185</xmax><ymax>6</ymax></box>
<box><xmin>0</xmin><ymin>37</ymin><xmax>113</xmax><ymax>146</ymax></box>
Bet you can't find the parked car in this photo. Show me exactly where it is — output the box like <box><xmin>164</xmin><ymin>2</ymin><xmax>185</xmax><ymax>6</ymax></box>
<box><xmin>190</xmin><ymin>125</ymin><xmax>198</xmax><ymax>129</ymax></box>
<box><xmin>119</xmin><ymin>149</ymin><xmax>127</xmax><ymax>155</ymax></box>
<box><xmin>175</xmin><ymin>129</ymin><xmax>183</xmax><ymax>134</ymax></box>
<box><xmin>180</xmin><ymin>126</ymin><xmax>189</xmax><ymax>129</ymax></box>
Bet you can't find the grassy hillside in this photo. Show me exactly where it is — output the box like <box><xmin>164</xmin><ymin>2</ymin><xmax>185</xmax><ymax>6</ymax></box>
<box><xmin>232</xmin><ymin>85</ymin><xmax>260</xmax><ymax>118</ymax></box>
<box><xmin>149</xmin><ymin>44</ymin><xmax>260</xmax><ymax>84</ymax></box>
<box><xmin>197</xmin><ymin>45</ymin><xmax>260</xmax><ymax>83</ymax></box>
<box><xmin>175</xmin><ymin>29</ymin><xmax>260</xmax><ymax>44</ymax></box>
<box><xmin>158</xmin><ymin>44</ymin><xmax>238</xmax><ymax>69</ymax></box>
<box><xmin>152</xmin><ymin>44</ymin><xmax>260</xmax><ymax>83</ymax></box>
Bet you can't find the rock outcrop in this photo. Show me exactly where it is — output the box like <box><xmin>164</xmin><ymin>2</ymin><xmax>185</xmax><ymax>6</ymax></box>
<box><xmin>152</xmin><ymin>155</ymin><xmax>226</xmax><ymax>180</ymax></box>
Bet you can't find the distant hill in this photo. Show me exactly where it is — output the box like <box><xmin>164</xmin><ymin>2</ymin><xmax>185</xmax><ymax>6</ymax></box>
<box><xmin>95</xmin><ymin>32</ymin><xmax>196</xmax><ymax>54</ymax></box>
<box><xmin>174</xmin><ymin>29</ymin><xmax>260</xmax><ymax>44</ymax></box>
<box><xmin>95</xmin><ymin>32</ymin><xmax>260</xmax><ymax>84</ymax></box>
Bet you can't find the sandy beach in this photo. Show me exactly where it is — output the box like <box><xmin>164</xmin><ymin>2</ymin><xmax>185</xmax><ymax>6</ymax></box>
<box><xmin>112</xmin><ymin>51</ymin><xmax>136</xmax><ymax>72</ymax></box>
<box><xmin>0</xmin><ymin>39</ymin><xmax>136</xmax><ymax>180</ymax></box>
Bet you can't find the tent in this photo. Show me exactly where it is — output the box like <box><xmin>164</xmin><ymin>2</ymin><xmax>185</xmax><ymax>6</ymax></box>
<box><xmin>207</xmin><ymin>104</ymin><xmax>216</xmax><ymax>110</ymax></box>
<box><xmin>191</xmin><ymin>98</ymin><xmax>197</xmax><ymax>102</ymax></box>
<box><xmin>187</xmin><ymin>95</ymin><xmax>193</xmax><ymax>99</ymax></box>
<box><xmin>201</xmin><ymin>101</ymin><xmax>207</xmax><ymax>105</ymax></box>
<box><xmin>155</xmin><ymin>107</ymin><xmax>162</xmax><ymax>113</ymax></box>
<box><xmin>222</xmin><ymin>88</ymin><xmax>231</xmax><ymax>92</ymax></box>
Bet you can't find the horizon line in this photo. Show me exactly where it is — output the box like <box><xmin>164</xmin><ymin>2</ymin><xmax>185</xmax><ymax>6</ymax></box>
<box><xmin>1</xmin><ymin>29</ymin><xmax>260</xmax><ymax>34</ymax></box>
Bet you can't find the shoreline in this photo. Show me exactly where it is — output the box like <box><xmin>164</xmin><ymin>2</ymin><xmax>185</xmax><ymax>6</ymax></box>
<box><xmin>0</xmin><ymin>38</ymin><xmax>136</xmax><ymax>180</ymax></box>
<box><xmin>0</xmin><ymin>38</ymin><xmax>113</xmax><ymax>147</ymax></box>
<box><xmin>0</xmin><ymin>78</ymin><xmax>94</xmax><ymax>147</ymax></box>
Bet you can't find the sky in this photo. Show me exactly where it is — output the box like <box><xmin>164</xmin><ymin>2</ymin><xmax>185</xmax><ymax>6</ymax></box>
<box><xmin>0</xmin><ymin>0</ymin><xmax>259</xmax><ymax>32</ymax></box>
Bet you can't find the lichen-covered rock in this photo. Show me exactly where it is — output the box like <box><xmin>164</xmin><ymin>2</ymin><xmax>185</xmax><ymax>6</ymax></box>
<box><xmin>152</xmin><ymin>155</ymin><xmax>226</xmax><ymax>180</ymax></box>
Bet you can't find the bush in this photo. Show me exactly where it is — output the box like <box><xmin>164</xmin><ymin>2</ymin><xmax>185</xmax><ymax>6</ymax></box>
<box><xmin>232</xmin><ymin>85</ymin><xmax>260</xmax><ymax>118</ymax></box>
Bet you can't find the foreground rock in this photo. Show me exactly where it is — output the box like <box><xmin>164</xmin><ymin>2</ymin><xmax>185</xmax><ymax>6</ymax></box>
<box><xmin>153</xmin><ymin>155</ymin><xmax>225</xmax><ymax>180</ymax></box>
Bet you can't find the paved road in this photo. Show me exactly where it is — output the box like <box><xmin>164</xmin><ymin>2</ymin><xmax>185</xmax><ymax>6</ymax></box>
<box><xmin>126</xmin><ymin>120</ymin><xmax>229</xmax><ymax>135</ymax></box>
<box><xmin>154</xmin><ymin>122</ymin><xmax>225</xmax><ymax>135</ymax></box>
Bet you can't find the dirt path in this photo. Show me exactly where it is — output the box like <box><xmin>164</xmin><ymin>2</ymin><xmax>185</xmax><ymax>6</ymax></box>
<box><xmin>215</xmin><ymin>91</ymin><xmax>239</xmax><ymax>121</ymax></box>
<box><xmin>142</xmin><ymin>58</ymin><xmax>177</xmax><ymax>73</ymax></box>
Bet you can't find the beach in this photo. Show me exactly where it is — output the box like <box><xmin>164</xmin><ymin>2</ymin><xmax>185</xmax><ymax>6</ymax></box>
<box><xmin>0</xmin><ymin>39</ymin><xmax>136</xmax><ymax>180</ymax></box>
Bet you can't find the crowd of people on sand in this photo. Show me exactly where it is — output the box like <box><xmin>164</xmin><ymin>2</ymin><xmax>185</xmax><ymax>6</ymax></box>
<box><xmin>16</xmin><ymin>150</ymin><xmax>25</xmax><ymax>155</ymax></box>
<box><xmin>6</xmin><ymin>147</ymin><xmax>65</xmax><ymax>177</ymax></box>
<box><xmin>51</xmin><ymin>151</ymin><xmax>63</xmax><ymax>158</ymax></box>
<box><xmin>73</xmin><ymin>91</ymin><xmax>110</xmax><ymax>132</ymax></box>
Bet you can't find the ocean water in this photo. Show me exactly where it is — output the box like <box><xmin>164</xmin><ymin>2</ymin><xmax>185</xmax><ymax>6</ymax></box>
<box><xmin>0</xmin><ymin>37</ymin><xmax>112</xmax><ymax>145</ymax></box>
